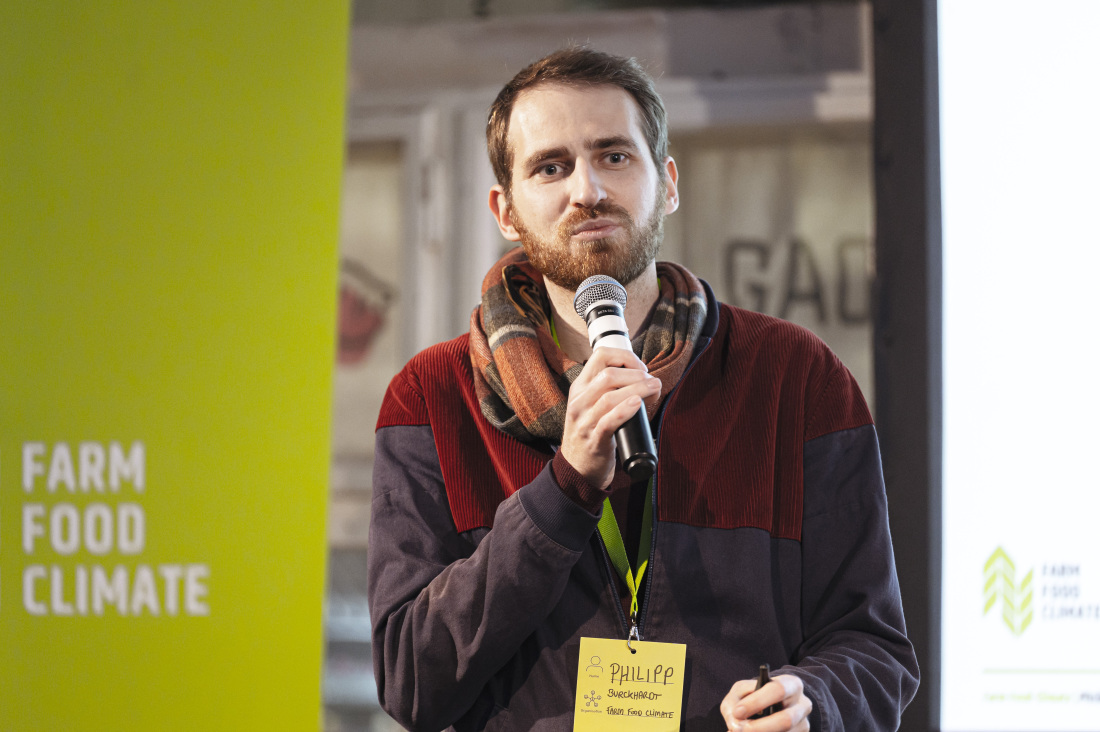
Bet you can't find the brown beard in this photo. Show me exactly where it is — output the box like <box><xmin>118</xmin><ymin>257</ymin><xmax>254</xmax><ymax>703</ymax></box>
<box><xmin>511</xmin><ymin>185</ymin><xmax>666</xmax><ymax>291</ymax></box>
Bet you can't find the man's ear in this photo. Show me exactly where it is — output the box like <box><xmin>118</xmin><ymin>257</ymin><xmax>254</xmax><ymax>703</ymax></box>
<box><xmin>662</xmin><ymin>157</ymin><xmax>680</xmax><ymax>215</ymax></box>
<box><xmin>488</xmin><ymin>185</ymin><xmax>522</xmax><ymax>242</ymax></box>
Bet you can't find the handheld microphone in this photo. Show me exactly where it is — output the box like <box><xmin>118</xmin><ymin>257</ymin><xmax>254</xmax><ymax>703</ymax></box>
<box><xmin>573</xmin><ymin>275</ymin><xmax>658</xmax><ymax>483</ymax></box>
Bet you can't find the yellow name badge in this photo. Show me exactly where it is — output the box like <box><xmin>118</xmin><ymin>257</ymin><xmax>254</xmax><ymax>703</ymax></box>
<box><xmin>574</xmin><ymin>636</ymin><xmax>687</xmax><ymax>731</ymax></box>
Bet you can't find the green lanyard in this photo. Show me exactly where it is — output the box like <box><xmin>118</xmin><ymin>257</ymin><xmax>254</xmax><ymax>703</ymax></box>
<box><xmin>597</xmin><ymin>479</ymin><xmax>655</xmax><ymax>633</ymax></box>
<box><xmin>548</xmin><ymin>311</ymin><xmax>656</xmax><ymax>637</ymax></box>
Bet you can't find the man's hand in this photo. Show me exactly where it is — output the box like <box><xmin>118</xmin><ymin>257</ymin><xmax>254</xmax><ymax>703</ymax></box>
<box><xmin>559</xmin><ymin>347</ymin><xmax>661</xmax><ymax>490</ymax></box>
<box><xmin>720</xmin><ymin>674</ymin><xmax>812</xmax><ymax>732</ymax></box>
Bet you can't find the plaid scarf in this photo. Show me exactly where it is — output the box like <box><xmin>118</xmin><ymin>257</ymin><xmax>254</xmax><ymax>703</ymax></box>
<box><xmin>469</xmin><ymin>247</ymin><xmax>708</xmax><ymax>444</ymax></box>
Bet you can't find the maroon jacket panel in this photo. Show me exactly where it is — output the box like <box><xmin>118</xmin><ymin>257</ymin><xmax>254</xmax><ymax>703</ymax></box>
<box><xmin>376</xmin><ymin>304</ymin><xmax>871</xmax><ymax>541</ymax></box>
<box><xmin>656</xmin><ymin>305</ymin><xmax>872</xmax><ymax>538</ymax></box>
<box><xmin>378</xmin><ymin>335</ymin><xmax>550</xmax><ymax>534</ymax></box>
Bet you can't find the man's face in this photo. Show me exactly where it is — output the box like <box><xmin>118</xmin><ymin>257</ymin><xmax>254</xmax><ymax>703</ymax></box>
<box><xmin>489</xmin><ymin>83</ymin><xmax>678</xmax><ymax>291</ymax></box>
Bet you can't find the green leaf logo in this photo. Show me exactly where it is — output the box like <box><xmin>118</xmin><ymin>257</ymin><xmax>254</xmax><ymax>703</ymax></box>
<box><xmin>983</xmin><ymin>546</ymin><xmax>1034</xmax><ymax>635</ymax></box>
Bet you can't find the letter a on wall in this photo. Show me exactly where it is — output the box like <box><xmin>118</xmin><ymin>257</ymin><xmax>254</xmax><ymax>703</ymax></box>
<box><xmin>0</xmin><ymin>3</ymin><xmax>348</xmax><ymax>729</ymax></box>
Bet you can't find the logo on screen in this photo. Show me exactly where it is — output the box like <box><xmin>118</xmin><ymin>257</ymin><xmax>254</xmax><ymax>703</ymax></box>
<box><xmin>983</xmin><ymin>547</ymin><xmax>1034</xmax><ymax>635</ymax></box>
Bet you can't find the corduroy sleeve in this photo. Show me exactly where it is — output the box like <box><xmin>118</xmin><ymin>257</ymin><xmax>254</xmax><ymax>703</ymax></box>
<box><xmin>367</xmin><ymin>419</ymin><xmax>601</xmax><ymax>731</ymax></box>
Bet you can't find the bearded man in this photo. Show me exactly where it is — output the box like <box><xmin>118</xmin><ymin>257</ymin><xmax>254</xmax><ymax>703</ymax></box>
<box><xmin>367</xmin><ymin>47</ymin><xmax>918</xmax><ymax>732</ymax></box>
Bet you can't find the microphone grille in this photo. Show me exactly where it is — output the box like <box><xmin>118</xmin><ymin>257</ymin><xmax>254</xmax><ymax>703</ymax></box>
<box><xmin>573</xmin><ymin>275</ymin><xmax>627</xmax><ymax>316</ymax></box>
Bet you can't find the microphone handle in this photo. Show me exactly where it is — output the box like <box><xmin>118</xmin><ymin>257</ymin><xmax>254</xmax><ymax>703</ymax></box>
<box><xmin>616</xmin><ymin>404</ymin><xmax>657</xmax><ymax>483</ymax></box>
<box><xmin>577</xmin><ymin>291</ymin><xmax>657</xmax><ymax>482</ymax></box>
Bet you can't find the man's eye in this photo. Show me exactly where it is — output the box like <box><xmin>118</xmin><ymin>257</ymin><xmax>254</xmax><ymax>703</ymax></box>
<box><xmin>541</xmin><ymin>164</ymin><xmax>560</xmax><ymax>176</ymax></box>
<box><xmin>607</xmin><ymin>152</ymin><xmax>627</xmax><ymax>164</ymax></box>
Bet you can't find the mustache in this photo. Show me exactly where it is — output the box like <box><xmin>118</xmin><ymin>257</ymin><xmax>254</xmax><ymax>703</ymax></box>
<box><xmin>559</xmin><ymin>202</ymin><xmax>633</xmax><ymax>233</ymax></box>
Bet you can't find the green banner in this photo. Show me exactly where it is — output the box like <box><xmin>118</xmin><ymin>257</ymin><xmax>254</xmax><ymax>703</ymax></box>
<box><xmin>1</xmin><ymin>3</ymin><xmax>348</xmax><ymax>729</ymax></box>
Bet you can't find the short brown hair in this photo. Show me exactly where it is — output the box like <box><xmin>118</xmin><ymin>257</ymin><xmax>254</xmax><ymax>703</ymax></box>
<box><xmin>486</xmin><ymin>47</ymin><xmax>668</xmax><ymax>194</ymax></box>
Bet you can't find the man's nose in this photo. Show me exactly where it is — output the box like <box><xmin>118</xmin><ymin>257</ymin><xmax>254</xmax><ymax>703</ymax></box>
<box><xmin>569</xmin><ymin>161</ymin><xmax>607</xmax><ymax>208</ymax></box>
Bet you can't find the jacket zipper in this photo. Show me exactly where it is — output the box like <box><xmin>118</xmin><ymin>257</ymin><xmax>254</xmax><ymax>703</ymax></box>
<box><xmin>634</xmin><ymin>333</ymin><xmax>714</xmax><ymax>641</ymax></box>
<box><xmin>597</xmin><ymin>537</ymin><xmax>632</xmax><ymax>638</ymax></box>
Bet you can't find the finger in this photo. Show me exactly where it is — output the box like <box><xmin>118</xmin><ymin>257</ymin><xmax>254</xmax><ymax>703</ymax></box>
<box><xmin>772</xmin><ymin>674</ymin><xmax>804</xmax><ymax>701</ymax></box>
<box><xmin>727</xmin><ymin>679</ymin><xmax>758</xmax><ymax>699</ymax></box>
<box><xmin>591</xmin><ymin>394</ymin><xmax>646</xmax><ymax>439</ymax></box>
<box><xmin>578</xmin><ymin>345</ymin><xmax>648</xmax><ymax>382</ymax></box>
<box><xmin>785</xmin><ymin>697</ymin><xmax>812</xmax><ymax>728</ymax></box>
<box><xmin>744</xmin><ymin>678</ymin><xmax>809</xmax><ymax>732</ymax></box>
<box><xmin>730</xmin><ymin>680</ymin><xmax>787</xmax><ymax>721</ymax></box>
<box><xmin>719</xmin><ymin>679</ymin><xmax>762</xmax><ymax>727</ymax></box>
<box><xmin>784</xmin><ymin>693</ymin><xmax>812</xmax><ymax>728</ymax></box>
<box><xmin>571</xmin><ymin>352</ymin><xmax>651</xmax><ymax>393</ymax></box>
<box><xmin>568</xmin><ymin>348</ymin><xmax>652</xmax><ymax>416</ymax></box>
<box><xmin>590</xmin><ymin>343</ymin><xmax>647</xmax><ymax>368</ymax></box>
<box><xmin>598</xmin><ymin>375</ymin><xmax>661</xmax><ymax>414</ymax></box>
<box><xmin>589</xmin><ymin>365</ymin><xmax>658</xmax><ymax>393</ymax></box>
<box><xmin>561</xmin><ymin>375</ymin><xmax>659</xmax><ymax>467</ymax></box>
<box><xmin>734</xmin><ymin>709</ymin><xmax>796</xmax><ymax>732</ymax></box>
<box><xmin>576</xmin><ymin>377</ymin><xmax>659</xmax><ymax>443</ymax></box>
<box><xmin>722</xmin><ymin>679</ymin><xmax>809</xmax><ymax>732</ymax></box>
<box><xmin>568</xmin><ymin>369</ymin><xmax>659</xmax><ymax>416</ymax></box>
